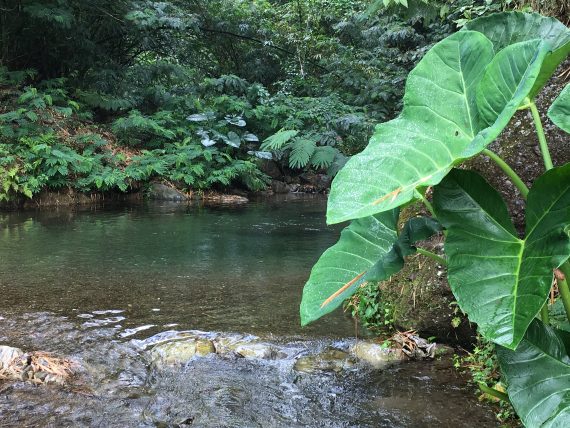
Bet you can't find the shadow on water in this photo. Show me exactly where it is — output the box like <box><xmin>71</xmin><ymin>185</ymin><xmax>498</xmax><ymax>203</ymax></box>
<box><xmin>0</xmin><ymin>196</ymin><xmax>499</xmax><ymax>426</ymax></box>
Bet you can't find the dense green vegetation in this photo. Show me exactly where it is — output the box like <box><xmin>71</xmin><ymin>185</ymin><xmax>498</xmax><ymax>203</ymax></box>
<box><xmin>1</xmin><ymin>0</ymin><xmax>569</xmax><ymax>425</ymax></box>
<box><xmin>301</xmin><ymin>10</ymin><xmax>570</xmax><ymax>426</ymax></box>
<box><xmin>4</xmin><ymin>0</ymin><xmax>545</xmax><ymax>201</ymax></box>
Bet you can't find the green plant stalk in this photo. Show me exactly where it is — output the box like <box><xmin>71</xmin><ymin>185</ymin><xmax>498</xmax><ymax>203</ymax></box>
<box><xmin>528</xmin><ymin>100</ymin><xmax>569</xmax><ymax>324</ymax></box>
<box><xmin>478</xmin><ymin>382</ymin><xmax>509</xmax><ymax>402</ymax></box>
<box><xmin>541</xmin><ymin>303</ymin><xmax>550</xmax><ymax>325</ymax></box>
<box><xmin>416</xmin><ymin>248</ymin><xmax>447</xmax><ymax>266</ymax></box>
<box><xmin>558</xmin><ymin>264</ymin><xmax>570</xmax><ymax>324</ymax></box>
<box><xmin>416</xmin><ymin>190</ymin><xmax>436</xmax><ymax>217</ymax></box>
<box><xmin>529</xmin><ymin>101</ymin><xmax>554</xmax><ymax>170</ymax></box>
<box><xmin>482</xmin><ymin>149</ymin><xmax>529</xmax><ymax>199</ymax></box>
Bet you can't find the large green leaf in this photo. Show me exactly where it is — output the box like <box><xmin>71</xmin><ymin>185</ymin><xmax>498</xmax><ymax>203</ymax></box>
<box><xmin>548</xmin><ymin>84</ymin><xmax>570</xmax><ymax>134</ymax></box>
<box><xmin>464</xmin><ymin>12</ymin><xmax>570</xmax><ymax>99</ymax></box>
<box><xmin>300</xmin><ymin>211</ymin><xmax>398</xmax><ymax>326</ymax></box>
<box><xmin>475</xmin><ymin>40</ymin><xmax>550</xmax><ymax>129</ymax></box>
<box><xmin>497</xmin><ymin>320</ymin><xmax>570</xmax><ymax>427</ymax></box>
<box><xmin>326</xmin><ymin>31</ymin><xmax>549</xmax><ymax>224</ymax></box>
<box><xmin>300</xmin><ymin>214</ymin><xmax>441</xmax><ymax>325</ymax></box>
<box><xmin>433</xmin><ymin>166</ymin><xmax>570</xmax><ymax>349</ymax></box>
<box><xmin>364</xmin><ymin>216</ymin><xmax>442</xmax><ymax>282</ymax></box>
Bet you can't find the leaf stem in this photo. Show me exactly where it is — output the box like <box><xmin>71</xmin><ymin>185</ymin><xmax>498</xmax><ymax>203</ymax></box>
<box><xmin>558</xmin><ymin>264</ymin><xmax>570</xmax><ymax>324</ymax></box>
<box><xmin>541</xmin><ymin>304</ymin><xmax>550</xmax><ymax>324</ymax></box>
<box><xmin>482</xmin><ymin>149</ymin><xmax>529</xmax><ymax>199</ymax></box>
<box><xmin>416</xmin><ymin>190</ymin><xmax>436</xmax><ymax>217</ymax></box>
<box><xmin>416</xmin><ymin>248</ymin><xmax>447</xmax><ymax>266</ymax></box>
<box><xmin>478</xmin><ymin>383</ymin><xmax>509</xmax><ymax>403</ymax></box>
<box><xmin>529</xmin><ymin>101</ymin><xmax>554</xmax><ymax>170</ymax></box>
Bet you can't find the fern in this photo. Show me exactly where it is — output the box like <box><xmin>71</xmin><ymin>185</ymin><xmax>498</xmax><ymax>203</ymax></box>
<box><xmin>288</xmin><ymin>138</ymin><xmax>316</xmax><ymax>169</ymax></box>
<box><xmin>76</xmin><ymin>91</ymin><xmax>134</xmax><ymax>112</ymax></box>
<box><xmin>260</xmin><ymin>129</ymin><xmax>299</xmax><ymax>151</ymax></box>
<box><xmin>310</xmin><ymin>146</ymin><xmax>337</xmax><ymax>169</ymax></box>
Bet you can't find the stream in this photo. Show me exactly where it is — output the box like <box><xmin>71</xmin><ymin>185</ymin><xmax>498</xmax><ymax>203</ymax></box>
<box><xmin>0</xmin><ymin>195</ymin><xmax>498</xmax><ymax>427</ymax></box>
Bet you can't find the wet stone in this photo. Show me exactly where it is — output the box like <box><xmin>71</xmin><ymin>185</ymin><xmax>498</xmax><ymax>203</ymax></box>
<box><xmin>233</xmin><ymin>342</ymin><xmax>276</xmax><ymax>359</ymax></box>
<box><xmin>150</xmin><ymin>339</ymin><xmax>216</xmax><ymax>367</ymax></box>
<box><xmin>293</xmin><ymin>348</ymin><xmax>355</xmax><ymax>373</ymax></box>
<box><xmin>351</xmin><ymin>342</ymin><xmax>406</xmax><ymax>369</ymax></box>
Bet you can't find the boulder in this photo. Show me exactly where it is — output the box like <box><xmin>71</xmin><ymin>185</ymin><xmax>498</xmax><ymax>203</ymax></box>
<box><xmin>148</xmin><ymin>183</ymin><xmax>188</xmax><ymax>201</ymax></box>
<box><xmin>350</xmin><ymin>342</ymin><xmax>406</xmax><ymax>369</ymax></box>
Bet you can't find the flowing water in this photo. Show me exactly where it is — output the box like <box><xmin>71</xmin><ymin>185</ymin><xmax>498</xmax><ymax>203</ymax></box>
<box><xmin>0</xmin><ymin>195</ymin><xmax>498</xmax><ymax>427</ymax></box>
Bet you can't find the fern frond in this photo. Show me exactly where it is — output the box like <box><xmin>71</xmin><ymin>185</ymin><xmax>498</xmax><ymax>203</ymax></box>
<box><xmin>260</xmin><ymin>129</ymin><xmax>299</xmax><ymax>151</ymax></box>
<box><xmin>289</xmin><ymin>138</ymin><xmax>316</xmax><ymax>169</ymax></box>
<box><xmin>310</xmin><ymin>146</ymin><xmax>337</xmax><ymax>170</ymax></box>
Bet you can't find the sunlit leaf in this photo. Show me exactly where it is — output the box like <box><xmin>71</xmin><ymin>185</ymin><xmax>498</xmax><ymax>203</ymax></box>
<box><xmin>327</xmin><ymin>31</ymin><xmax>549</xmax><ymax>224</ymax></box>
<box><xmin>464</xmin><ymin>11</ymin><xmax>570</xmax><ymax>99</ymax></box>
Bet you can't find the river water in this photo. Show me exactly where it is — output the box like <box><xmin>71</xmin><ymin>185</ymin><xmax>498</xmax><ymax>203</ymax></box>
<box><xmin>0</xmin><ymin>195</ymin><xmax>498</xmax><ymax>427</ymax></box>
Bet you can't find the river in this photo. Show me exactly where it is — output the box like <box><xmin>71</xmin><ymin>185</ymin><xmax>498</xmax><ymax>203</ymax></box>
<box><xmin>0</xmin><ymin>195</ymin><xmax>498</xmax><ymax>427</ymax></box>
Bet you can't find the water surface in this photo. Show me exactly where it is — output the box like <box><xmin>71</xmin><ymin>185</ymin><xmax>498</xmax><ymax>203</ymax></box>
<box><xmin>0</xmin><ymin>196</ymin><xmax>498</xmax><ymax>427</ymax></box>
<box><xmin>0</xmin><ymin>195</ymin><xmax>352</xmax><ymax>336</ymax></box>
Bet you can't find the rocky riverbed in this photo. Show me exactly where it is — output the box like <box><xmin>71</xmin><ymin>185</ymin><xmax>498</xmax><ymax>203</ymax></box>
<box><xmin>0</xmin><ymin>312</ymin><xmax>498</xmax><ymax>427</ymax></box>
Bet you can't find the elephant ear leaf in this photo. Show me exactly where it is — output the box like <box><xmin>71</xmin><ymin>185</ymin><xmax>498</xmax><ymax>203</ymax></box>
<box><xmin>497</xmin><ymin>320</ymin><xmax>570</xmax><ymax>427</ymax></box>
<box><xmin>433</xmin><ymin>166</ymin><xmax>570</xmax><ymax>349</ymax></box>
<box><xmin>300</xmin><ymin>213</ymin><xmax>441</xmax><ymax>326</ymax></box>
<box><xmin>548</xmin><ymin>84</ymin><xmax>570</xmax><ymax>134</ymax></box>
<box><xmin>464</xmin><ymin>11</ymin><xmax>570</xmax><ymax>99</ymax></box>
<box><xmin>326</xmin><ymin>30</ymin><xmax>549</xmax><ymax>224</ymax></box>
<box><xmin>300</xmin><ymin>211</ymin><xmax>399</xmax><ymax>326</ymax></box>
<box><xmin>364</xmin><ymin>216</ymin><xmax>442</xmax><ymax>282</ymax></box>
<box><xmin>462</xmin><ymin>39</ymin><xmax>550</xmax><ymax>158</ymax></box>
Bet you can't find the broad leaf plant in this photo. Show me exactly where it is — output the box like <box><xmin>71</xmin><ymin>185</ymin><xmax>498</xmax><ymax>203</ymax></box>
<box><xmin>300</xmin><ymin>12</ymin><xmax>570</xmax><ymax>427</ymax></box>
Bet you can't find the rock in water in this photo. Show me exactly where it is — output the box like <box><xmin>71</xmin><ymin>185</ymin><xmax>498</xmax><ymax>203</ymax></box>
<box><xmin>350</xmin><ymin>342</ymin><xmax>406</xmax><ymax>369</ymax></box>
<box><xmin>0</xmin><ymin>345</ymin><xmax>23</xmax><ymax>370</ymax></box>
<box><xmin>148</xmin><ymin>183</ymin><xmax>188</xmax><ymax>201</ymax></box>
<box><xmin>294</xmin><ymin>348</ymin><xmax>354</xmax><ymax>373</ymax></box>
<box><xmin>150</xmin><ymin>339</ymin><xmax>215</xmax><ymax>367</ymax></box>
<box><xmin>233</xmin><ymin>343</ymin><xmax>276</xmax><ymax>359</ymax></box>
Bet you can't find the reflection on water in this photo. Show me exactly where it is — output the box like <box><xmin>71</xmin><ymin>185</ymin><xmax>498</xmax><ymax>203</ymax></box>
<box><xmin>0</xmin><ymin>195</ymin><xmax>353</xmax><ymax>336</ymax></box>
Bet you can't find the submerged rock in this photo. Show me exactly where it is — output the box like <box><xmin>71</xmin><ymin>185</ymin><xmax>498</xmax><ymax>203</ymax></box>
<box><xmin>213</xmin><ymin>335</ymin><xmax>280</xmax><ymax>360</ymax></box>
<box><xmin>350</xmin><ymin>342</ymin><xmax>406</xmax><ymax>369</ymax></box>
<box><xmin>201</xmin><ymin>194</ymin><xmax>248</xmax><ymax>204</ymax></box>
<box><xmin>294</xmin><ymin>348</ymin><xmax>354</xmax><ymax>373</ymax></box>
<box><xmin>150</xmin><ymin>339</ymin><xmax>216</xmax><ymax>367</ymax></box>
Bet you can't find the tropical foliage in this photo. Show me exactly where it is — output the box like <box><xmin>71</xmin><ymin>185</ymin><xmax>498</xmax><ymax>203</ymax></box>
<box><xmin>1</xmin><ymin>0</ymin><xmax>491</xmax><ymax>201</ymax></box>
<box><xmin>300</xmin><ymin>11</ymin><xmax>570</xmax><ymax>426</ymax></box>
